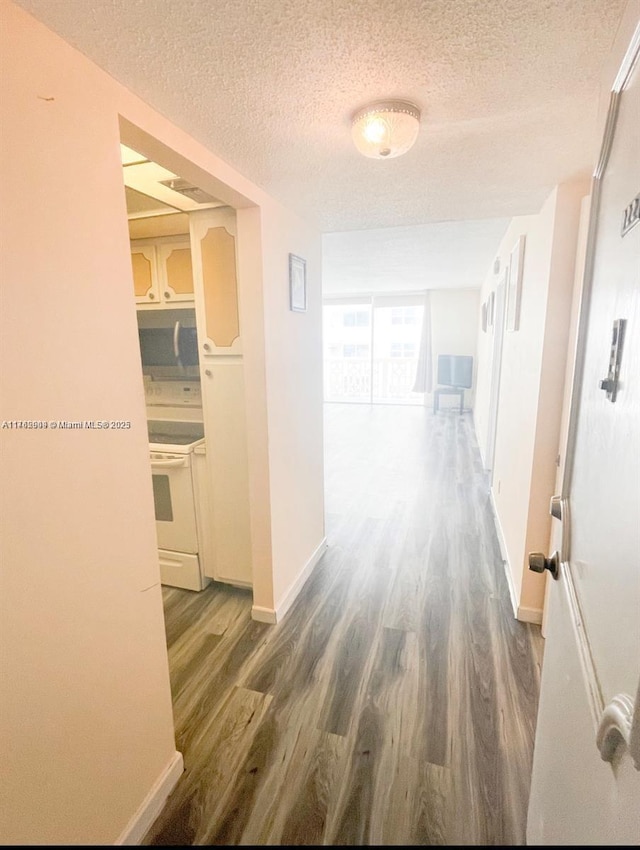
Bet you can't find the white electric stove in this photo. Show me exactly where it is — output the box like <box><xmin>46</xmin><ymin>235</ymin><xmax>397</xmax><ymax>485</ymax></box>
<box><xmin>144</xmin><ymin>380</ymin><xmax>210</xmax><ymax>591</ymax></box>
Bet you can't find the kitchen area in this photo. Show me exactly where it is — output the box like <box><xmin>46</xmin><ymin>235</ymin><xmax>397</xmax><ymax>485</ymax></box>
<box><xmin>122</xmin><ymin>144</ymin><xmax>253</xmax><ymax>593</ymax></box>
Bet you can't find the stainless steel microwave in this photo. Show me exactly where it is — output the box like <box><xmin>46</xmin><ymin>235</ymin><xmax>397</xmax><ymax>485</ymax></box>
<box><xmin>137</xmin><ymin>308</ymin><xmax>200</xmax><ymax>379</ymax></box>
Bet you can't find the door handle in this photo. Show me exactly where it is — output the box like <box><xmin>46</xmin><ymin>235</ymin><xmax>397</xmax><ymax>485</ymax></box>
<box><xmin>528</xmin><ymin>550</ymin><xmax>559</xmax><ymax>579</ymax></box>
<box><xmin>173</xmin><ymin>320</ymin><xmax>183</xmax><ymax>368</ymax></box>
<box><xmin>150</xmin><ymin>457</ymin><xmax>187</xmax><ymax>469</ymax></box>
<box><xmin>596</xmin><ymin>690</ymin><xmax>640</xmax><ymax>770</ymax></box>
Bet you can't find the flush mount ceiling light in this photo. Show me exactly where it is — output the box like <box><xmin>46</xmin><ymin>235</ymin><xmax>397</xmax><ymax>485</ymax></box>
<box><xmin>351</xmin><ymin>100</ymin><xmax>421</xmax><ymax>159</ymax></box>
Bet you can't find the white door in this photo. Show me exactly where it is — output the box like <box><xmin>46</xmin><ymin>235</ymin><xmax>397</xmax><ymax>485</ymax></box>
<box><xmin>527</xmin><ymin>28</ymin><xmax>640</xmax><ymax>844</ymax></box>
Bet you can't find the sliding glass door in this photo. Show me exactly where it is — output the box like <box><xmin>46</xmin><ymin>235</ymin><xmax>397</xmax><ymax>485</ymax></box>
<box><xmin>323</xmin><ymin>294</ymin><xmax>426</xmax><ymax>405</ymax></box>
<box><xmin>323</xmin><ymin>299</ymin><xmax>372</xmax><ymax>402</ymax></box>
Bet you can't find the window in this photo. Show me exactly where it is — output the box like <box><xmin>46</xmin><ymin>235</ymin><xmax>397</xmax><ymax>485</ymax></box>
<box><xmin>391</xmin><ymin>307</ymin><xmax>419</xmax><ymax>325</ymax></box>
<box><xmin>343</xmin><ymin>310</ymin><xmax>370</xmax><ymax>327</ymax></box>
<box><xmin>323</xmin><ymin>297</ymin><xmax>425</xmax><ymax>405</ymax></box>
<box><xmin>343</xmin><ymin>344</ymin><xmax>370</xmax><ymax>358</ymax></box>
<box><xmin>390</xmin><ymin>343</ymin><xmax>416</xmax><ymax>358</ymax></box>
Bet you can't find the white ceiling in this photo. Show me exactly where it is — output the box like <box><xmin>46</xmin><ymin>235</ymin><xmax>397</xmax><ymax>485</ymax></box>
<box><xmin>15</xmin><ymin>0</ymin><xmax>628</xmax><ymax>289</ymax></box>
<box><xmin>323</xmin><ymin>219</ymin><xmax>510</xmax><ymax>293</ymax></box>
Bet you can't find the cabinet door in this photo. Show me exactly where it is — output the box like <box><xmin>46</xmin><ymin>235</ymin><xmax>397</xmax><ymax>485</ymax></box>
<box><xmin>200</xmin><ymin>359</ymin><xmax>252</xmax><ymax>586</ymax></box>
<box><xmin>156</xmin><ymin>238</ymin><xmax>194</xmax><ymax>304</ymax></box>
<box><xmin>130</xmin><ymin>244</ymin><xmax>160</xmax><ymax>304</ymax></box>
<box><xmin>190</xmin><ymin>208</ymin><xmax>242</xmax><ymax>355</ymax></box>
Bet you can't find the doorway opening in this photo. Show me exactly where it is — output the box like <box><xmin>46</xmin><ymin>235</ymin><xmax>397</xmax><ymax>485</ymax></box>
<box><xmin>117</xmin><ymin>119</ymin><xmax>259</xmax><ymax>663</ymax></box>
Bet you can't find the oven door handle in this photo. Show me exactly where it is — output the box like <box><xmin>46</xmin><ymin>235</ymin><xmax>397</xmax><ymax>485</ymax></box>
<box><xmin>150</xmin><ymin>457</ymin><xmax>188</xmax><ymax>469</ymax></box>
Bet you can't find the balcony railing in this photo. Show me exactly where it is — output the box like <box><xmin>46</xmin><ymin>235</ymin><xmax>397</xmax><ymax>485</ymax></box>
<box><xmin>323</xmin><ymin>357</ymin><xmax>424</xmax><ymax>405</ymax></box>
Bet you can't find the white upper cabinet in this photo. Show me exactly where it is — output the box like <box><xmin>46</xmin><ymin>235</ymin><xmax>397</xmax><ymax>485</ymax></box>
<box><xmin>156</xmin><ymin>237</ymin><xmax>195</xmax><ymax>303</ymax></box>
<box><xmin>189</xmin><ymin>207</ymin><xmax>242</xmax><ymax>355</ymax></box>
<box><xmin>130</xmin><ymin>243</ymin><xmax>159</xmax><ymax>304</ymax></box>
<box><xmin>130</xmin><ymin>235</ymin><xmax>194</xmax><ymax>307</ymax></box>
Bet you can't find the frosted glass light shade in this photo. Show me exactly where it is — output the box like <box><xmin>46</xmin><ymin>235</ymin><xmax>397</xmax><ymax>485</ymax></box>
<box><xmin>351</xmin><ymin>100</ymin><xmax>420</xmax><ymax>159</ymax></box>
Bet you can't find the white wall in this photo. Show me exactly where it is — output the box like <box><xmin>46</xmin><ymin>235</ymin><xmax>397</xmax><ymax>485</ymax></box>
<box><xmin>430</xmin><ymin>288</ymin><xmax>480</xmax><ymax>409</ymax></box>
<box><xmin>0</xmin><ymin>5</ymin><xmax>177</xmax><ymax>843</ymax></box>
<box><xmin>260</xmin><ymin>205</ymin><xmax>326</xmax><ymax>616</ymax></box>
<box><xmin>474</xmin><ymin>213</ymin><xmax>538</xmax><ymax>458</ymax></box>
<box><xmin>0</xmin><ymin>0</ymin><xmax>324</xmax><ymax>842</ymax></box>
<box><xmin>238</xmin><ymin>202</ymin><xmax>327</xmax><ymax>624</ymax></box>
<box><xmin>474</xmin><ymin>180</ymin><xmax>589</xmax><ymax>621</ymax></box>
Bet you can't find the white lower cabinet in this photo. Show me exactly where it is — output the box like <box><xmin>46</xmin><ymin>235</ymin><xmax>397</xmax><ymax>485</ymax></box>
<box><xmin>199</xmin><ymin>359</ymin><xmax>253</xmax><ymax>587</ymax></box>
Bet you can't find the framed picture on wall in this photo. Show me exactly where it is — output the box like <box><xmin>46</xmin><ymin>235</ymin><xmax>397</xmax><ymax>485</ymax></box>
<box><xmin>506</xmin><ymin>235</ymin><xmax>526</xmax><ymax>331</ymax></box>
<box><xmin>289</xmin><ymin>253</ymin><xmax>307</xmax><ymax>312</ymax></box>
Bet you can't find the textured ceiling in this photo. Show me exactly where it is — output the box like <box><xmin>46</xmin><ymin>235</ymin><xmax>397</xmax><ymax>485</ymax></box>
<box><xmin>323</xmin><ymin>219</ymin><xmax>510</xmax><ymax>293</ymax></box>
<box><xmin>15</xmin><ymin>0</ymin><xmax>627</xmax><ymax>234</ymax></box>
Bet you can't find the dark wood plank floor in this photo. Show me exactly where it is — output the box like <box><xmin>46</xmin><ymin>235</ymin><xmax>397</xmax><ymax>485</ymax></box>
<box><xmin>144</xmin><ymin>403</ymin><xmax>544</xmax><ymax>846</ymax></box>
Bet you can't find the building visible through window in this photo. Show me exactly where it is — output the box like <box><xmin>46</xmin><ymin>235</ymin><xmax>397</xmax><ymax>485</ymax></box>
<box><xmin>390</xmin><ymin>343</ymin><xmax>416</xmax><ymax>358</ymax></box>
<box><xmin>391</xmin><ymin>307</ymin><xmax>419</xmax><ymax>325</ymax></box>
<box><xmin>323</xmin><ymin>298</ymin><xmax>425</xmax><ymax>405</ymax></box>
<box><xmin>343</xmin><ymin>310</ymin><xmax>370</xmax><ymax>327</ymax></box>
<box><xmin>343</xmin><ymin>344</ymin><xmax>370</xmax><ymax>358</ymax></box>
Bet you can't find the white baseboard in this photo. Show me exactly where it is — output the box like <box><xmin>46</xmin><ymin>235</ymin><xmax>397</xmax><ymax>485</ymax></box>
<box><xmin>115</xmin><ymin>750</ymin><xmax>184</xmax><ymax>845</ymax></box>
<box><xmin>489</xmin><ymin>488</ymin><xmax>518</xmax><ymax>619</ymax></box>
<box><xmin>473</xmin><ymin>411</ymin><xmax>487</xmax><ymax>468</ymax></box>
<box><xmin>251</xmin><ymin>537</ymin><xmax>328</xmax><ymax>625</ymax></box>
<box><xmin>517</xmin><ymin>605</ymin><xmax>543</xmax><ymax>625</ymax></box>
<box><xmin>251</xmin><ymin>605</ymin><xmax>277</xmax><ymax>624</ymax></box>
<box><xmin>489</xmin><ymin>490</ymin><xmax>543</xmax><ymax>626</ymax></box>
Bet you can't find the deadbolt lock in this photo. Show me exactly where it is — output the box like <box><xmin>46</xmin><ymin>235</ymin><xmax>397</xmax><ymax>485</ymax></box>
<box><xmin>599</xmin><ymin>319</ymin><xmax>626</xmax><ymax>402</ymax></box>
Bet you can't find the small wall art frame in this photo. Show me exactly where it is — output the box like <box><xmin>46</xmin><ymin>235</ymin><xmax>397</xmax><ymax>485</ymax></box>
<box><xmin>289</xmin><ymin>253</ymin><xmax>307</xmax><ymax>312</ymax></box>
<box><xmin>506</xmin><ymin>235</ymin><xmax>526</xmax><ymax>331</ymax></box>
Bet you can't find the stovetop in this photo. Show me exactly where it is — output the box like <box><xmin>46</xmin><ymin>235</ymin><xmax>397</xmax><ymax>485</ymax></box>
<box><xmin>147</xmin><ymin>420</ymin><xmax>205</xmax><ymax>453</ymax></box>
<box><xmin>144</xmin><ymin>381</ymin><xmax>205</xmax><ymax>452</ymax></box>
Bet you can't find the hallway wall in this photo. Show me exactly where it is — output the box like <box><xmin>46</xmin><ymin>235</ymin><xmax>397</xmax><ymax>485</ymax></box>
<box><xmin>474</xmin><ymin>180</ymin><xmax>589</xmax><ymax>622</ymax></box>
<box><xmin>0</xmin><ymin>0</ymin><xmax>323</xmax><ymax>843</ymax></box>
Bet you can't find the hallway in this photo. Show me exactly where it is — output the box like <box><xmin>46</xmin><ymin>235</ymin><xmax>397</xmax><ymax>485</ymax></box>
<box><xmin>145</xmin><ymin>403</ymin><xmax>544</xmax><ymax>845</ymax></box>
